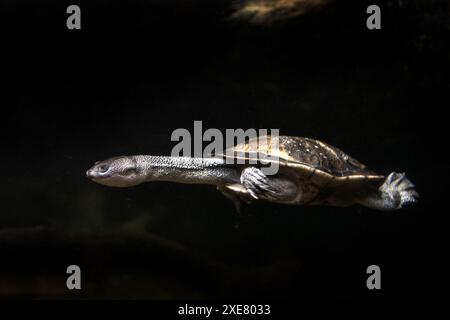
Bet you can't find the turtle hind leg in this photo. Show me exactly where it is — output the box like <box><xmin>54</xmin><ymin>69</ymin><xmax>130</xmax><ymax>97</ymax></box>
<box><xmin>358</xmin><ymin>172</ymin><xmax>419</xmax><ymax>211</ymax></box>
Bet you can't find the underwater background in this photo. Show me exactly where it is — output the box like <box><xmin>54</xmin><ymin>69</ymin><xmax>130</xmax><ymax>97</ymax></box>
<box><xmin>1</xmin><ymin>0</ymin><xmax>448</xmax><ymax>301</ymax></box>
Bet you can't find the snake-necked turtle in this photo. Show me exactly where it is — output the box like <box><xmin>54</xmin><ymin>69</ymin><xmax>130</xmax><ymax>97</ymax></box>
<box><xmin>86</xmin><ymin>136</ymin><xmax>418</xmax><ymax>211</ymax></box>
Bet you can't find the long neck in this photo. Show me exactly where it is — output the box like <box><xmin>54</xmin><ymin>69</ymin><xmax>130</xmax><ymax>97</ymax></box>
<box><xmin>133</xmin><ymin>155</ymin><xmax>240</xmax><ymax>185</ymax></box>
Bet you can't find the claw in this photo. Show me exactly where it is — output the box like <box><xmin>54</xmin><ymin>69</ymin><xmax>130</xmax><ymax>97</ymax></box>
<box><xmin>248</xmin><ymin>188</ymin><xmax>259</xmax><ymax>199</ymax></box>
<box><xmin>386</xmin><ymin>172</ymin><xmax>396</xmax><ymax>184</ymax></box>
<box><xmin>392</xmin><ymin>172</ymin><xmax>406</xmax><ymax>187</ymax></box>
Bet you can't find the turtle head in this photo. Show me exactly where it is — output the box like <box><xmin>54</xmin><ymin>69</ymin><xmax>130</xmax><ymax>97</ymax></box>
<box><xmin>86</xmin><ymin>156</ymin><xmax>143</xmax><ymax>187</ymax></box>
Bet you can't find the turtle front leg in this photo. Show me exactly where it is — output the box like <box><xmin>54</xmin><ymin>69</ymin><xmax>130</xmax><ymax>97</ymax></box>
<box><xmin>357</xmin><ymin>172</ymin><xmax>419</xmax><ymax>211</ymax></box>
<box><xmin>240</xmin><ymin>167</ymin><xmax>299</xmax><ymax>202</ymax></box>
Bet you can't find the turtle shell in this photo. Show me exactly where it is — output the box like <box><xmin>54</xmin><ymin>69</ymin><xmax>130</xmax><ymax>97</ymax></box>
<box><xmin>218</xmin><ymin>135</ymin><xmax>384</xmax><ymax>187</ymax></box>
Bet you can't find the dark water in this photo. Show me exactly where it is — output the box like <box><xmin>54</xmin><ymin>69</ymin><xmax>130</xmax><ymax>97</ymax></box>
<box><xmin>1</xmin><ymin>0</ymin><xmax>448</xmax><ymax>301</ymax></box>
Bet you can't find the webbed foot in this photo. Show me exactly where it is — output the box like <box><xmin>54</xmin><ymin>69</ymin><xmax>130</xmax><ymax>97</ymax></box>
<box><xmin>240</xmin><ymin>167</ymin><xmax>282</xmax><ymax>200</ymax></box>
<box><xmin>379</xmin><ymin>172</ymin><xmax>419</xmax><ymax>209</ymax></box>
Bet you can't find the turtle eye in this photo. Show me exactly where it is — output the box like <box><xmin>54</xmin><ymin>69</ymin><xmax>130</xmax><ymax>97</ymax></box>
<box><xmin>98</xmin><ymin>164</ymin><xmax>109</xmax><ymax>173</ymax></box>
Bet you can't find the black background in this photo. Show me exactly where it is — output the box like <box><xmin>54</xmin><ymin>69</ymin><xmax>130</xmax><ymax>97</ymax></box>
<box><xmin>0</xmin><ymin>0</ymin><xmax>448</xmax><ymax>303</ymax></box>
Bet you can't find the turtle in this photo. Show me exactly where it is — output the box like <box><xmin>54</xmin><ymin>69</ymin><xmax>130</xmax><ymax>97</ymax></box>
<box><xmin>86</xmin><ymin>135</ymin><xmax>418</xmax><ymax>212</ymax></box>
